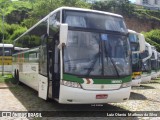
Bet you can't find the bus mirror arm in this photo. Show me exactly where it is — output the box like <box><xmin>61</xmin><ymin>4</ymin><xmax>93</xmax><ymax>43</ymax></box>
<box><xmin>58</xmin><ymin>24</ymin><xmax>68</xmax><ymax>50</ymax></box>
<box><xmin>138</xmin><ymin>33</ymin><xmax>145</xmax><ymax>52</ymax></box>
<box><xmin>58</xmin><ymin>43</ymin><xmax>66</xmax><ymax>49</ymax></box>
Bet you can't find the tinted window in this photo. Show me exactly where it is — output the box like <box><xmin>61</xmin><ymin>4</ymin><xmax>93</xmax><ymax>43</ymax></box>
<box><xmin>14</xmin><ymin>20</ymin><xmax>48</xmax><ymax>51</ymax></box>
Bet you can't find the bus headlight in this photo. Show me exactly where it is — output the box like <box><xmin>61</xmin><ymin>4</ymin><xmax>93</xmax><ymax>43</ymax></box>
<box><xmin>135</xmin><ymin>75</ymin><xmax>141</xmax><ymax>79</ymax></box>
<box><xmin>121</xmin><ymin>82</ymin><xmax>131</xmax><ymax>88</ymax></box>
<box><xmin>61</xmin><ymin>80</ymin><xmax>82</xmax><ymax>88</ymax></box>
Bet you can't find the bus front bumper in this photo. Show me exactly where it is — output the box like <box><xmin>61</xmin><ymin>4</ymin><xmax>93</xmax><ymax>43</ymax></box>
<box><xmin>131</xmin><ymin>78</ymin><xmax>141</xmax><ymax>86</ymax></box>
<box><xmin>59</xmin><ymin>85</ymin><xmax>131</xmax><ymax>104</ymax></box>
<box><xmin>151</xmin><ymin>72</ymin><xmax>158</xmax><ymax>79</ymax></box>
<box><xmin>141</xmin><ymin>75</ymin><xmax>151</xmax><ymax>83</ymax></box>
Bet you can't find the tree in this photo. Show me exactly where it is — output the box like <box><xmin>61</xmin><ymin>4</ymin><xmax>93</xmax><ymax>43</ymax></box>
<box><xmin>92</xmin><ymin>0</ymin><xmax>135</xmax><ymax>16</ymax></box>
<box><xmin>22</xmin><ymin>0</ymin><xmax>91</xmax><ymax>28</ymax></box>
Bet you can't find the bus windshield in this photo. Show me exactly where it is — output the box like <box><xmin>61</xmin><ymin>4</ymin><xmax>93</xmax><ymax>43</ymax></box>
<box><xmin>151</xmin><ymin>60</ymin><xmax>157</xmax><ymax>70</ymax></box>
<box><xmin>64</xmin><ymin>10</ymin><xmax>127</xmax><ymax>33</ymax></box>
<box><xmin>141</xmin><ymin>50</ymin><xmax>151</xmax><ymax>72</ymax></box>
<box><xmin>0</xmin><ymin>47</ymin><xmax>12</xmax><ymax>56</ymax></box>
<box><xmin>63</xmin><ymin>11</ymin><xmax>131</xmax><ymax>77</ymax></box>
<box><xmin>64</xmin><ymin>30</ymin><xmax>131</xmax><ymax>77</ymax></box>
<box><xmin>129</xmin><ymin>33</ymin><xmax>139</xmax><ymax>52</ymax></box>
<box><xmin>132</xmin><ymin>53</ymin><xmax>141</xmax><ymax>72</ymax></box>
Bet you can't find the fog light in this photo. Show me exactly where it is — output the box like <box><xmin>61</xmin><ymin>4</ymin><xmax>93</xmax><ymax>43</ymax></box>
<box><xmin>61</xmin><ymin>80</ymin><xmax>82</xmax><ymax>88</ymax></box>
<box><xmin>121</xmin><ymin>82</ymin><xmax>131</xmax><ymax>88</ymax></box>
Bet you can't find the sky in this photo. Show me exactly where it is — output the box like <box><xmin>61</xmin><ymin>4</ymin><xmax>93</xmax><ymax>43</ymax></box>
<box><xmin>129</xmin><ymin>0</ymin><xmax>136</xmax><ymax>3</ymax></box>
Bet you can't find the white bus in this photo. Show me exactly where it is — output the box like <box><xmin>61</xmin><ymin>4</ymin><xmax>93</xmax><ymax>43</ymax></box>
<box><xmin>12</xmin><ymin>7</ymin><xmax>132</xmax><ymax>104</ymax></box>
<box><xmin>157</xmin><ymin>52</ymin><xmax>160</xmax><ymax>77</ymax></box>
<box><xmin>151</xmin><ymin>46</ymin><xmax>158</xmax><ymax>79</ymax></box>
<box><xmin>141</xmin><ymin>42</ymin><xmax>152</xmax><ymax>83</ymax></box>
<box><xmin>128</xmin><ymin>30</ymin><xmax>145</xmax><ymax>86</ymax></box>
<box><xmin>0</xmin><ymin>44</ymin><xmax>13</xmax><ymax>72</ymax></box>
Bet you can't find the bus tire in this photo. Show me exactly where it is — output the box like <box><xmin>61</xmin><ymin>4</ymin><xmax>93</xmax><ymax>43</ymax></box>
<box><xmin>16</xmin><ymin>70</ymin><xmax>19</xmax><ymax>81</ymax></box>
<box><xmin>12</xmin><ymin>69</ymin><xmax>17</xmax><ymax>84</ymax></box>
<box><xmin>14</xmin><ymin>69</ymin><xmax>17</xmax><ymax>79</ymax></box>
<box><xmin>16</xmin><ymin>70</ymin><xmax>21</xmax><ymax>85</ymax></box>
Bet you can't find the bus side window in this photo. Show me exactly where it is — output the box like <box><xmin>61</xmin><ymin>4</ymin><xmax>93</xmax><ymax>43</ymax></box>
<box><xmin>49</xmin><ymin>11</ymin><xmax>60</xmax><ymax>80</ymax></box>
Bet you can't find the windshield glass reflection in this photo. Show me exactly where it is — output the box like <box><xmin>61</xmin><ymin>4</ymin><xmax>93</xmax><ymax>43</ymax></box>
<box><xmin>64</xmin><ymin>30</ymin><xmax>131</xmax><ymax>77</ymax></box>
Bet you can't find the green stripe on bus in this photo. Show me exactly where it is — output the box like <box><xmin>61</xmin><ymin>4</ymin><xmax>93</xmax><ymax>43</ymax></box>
<box><xmin>63</xmin><ymin>74</ymin><xmax>131</xmax><ymax>84</ymax></box>
<box><xmin>63</xmin><ymin>74</ymin><xmax>84</xmax><ymax>83</ymax></box>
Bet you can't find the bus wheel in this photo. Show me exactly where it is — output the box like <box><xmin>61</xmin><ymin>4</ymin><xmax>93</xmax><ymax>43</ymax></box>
<box><xmin>14</xmin><ymin>69</ymin><xmax>17</xmax><ymax>79</ymax></box>
<box><xmin>16</xmin><ymin>70</ymin><xmax>21</xmax><ymax>85</ymax></box>
<box><xmin>12</xmin><ymin>69</ymin><xmax>18</xmax><ymax>84</ymax></box>
<box><xmin>16</xmin><ymin>70</ymin><xmax>23</xmax><ymax>85</ymax></box>
<box><xmin>16</xmin><ymin>70</ymin><xmax>19</xmax><ymax>81</ymax></box>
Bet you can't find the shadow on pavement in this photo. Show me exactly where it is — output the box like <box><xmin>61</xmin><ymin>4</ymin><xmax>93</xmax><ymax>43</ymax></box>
<box><xmin>149</xmin><ymin>81</ymin><xmax>160</xmax><ymax>84</ymax></box>
<box><xmin>132</xmin><ymin>85</ymin><xmax>155</xmax><ymax>90</ymax></box>
<box><xmin>129</xmin><ymin>92</ymin><xmax>147</xmax><ymax>100</ymax></box>
<box><xmin>2</xmin><ymin>76</ymin><xmax>138</xmax><ymax>119</ymax></box>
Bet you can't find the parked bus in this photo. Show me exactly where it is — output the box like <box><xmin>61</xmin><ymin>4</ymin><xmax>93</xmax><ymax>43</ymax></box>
<box><xmin>128</xmin><ymin>30</ymin><xmax>145</xmax><ymax>86</ymax></box>
<box><xmin>13</xmin><ymin>47</ymin><xmax>29</xmax><ymax>54</ymax></box>
<box><xmin>141</xmin><ymin>42</ymin><xmax>152</xmax><ymax>83</ymax></box>
<box><xmin>0</xmin><ymin>44</ymin><xmax>13</xmax><ymax>72</ymax></box>
<box><xmin>151</xmin><ymin>46</ymin><xmax>158</xmax><ymax>79</ymax></box>
<box><xmin>12</xmin><ymin>7</ymin><xmax>132</xmax><ymax>104</ymax></box>
<box><xmin>157</xmin><ymin>52</ymin><xmax>160</xmax><ymax>77</ymax></box>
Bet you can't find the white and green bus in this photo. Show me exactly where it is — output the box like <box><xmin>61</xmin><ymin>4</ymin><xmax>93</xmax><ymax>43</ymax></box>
<box><xmin>151</xmin><ymin>46</ymin><xmax>158</xmax><ymax>79</ymax></box>
<box><xmin>141</xmin><ymin>42</ymin><xmax>152</xmax><ymax>83</ymax></box>
<box><xmin>12</xmin><ymin>7</ymin><xmax>132</xmax><ymax>104</ymax></box>
<box><xmin>157</xmin><ymin>52</ymin><xmax>160</xmax><ymax>77</ymax></box>
<box><xmin>128</xmin><ymin>30</ymin><xmax>145</xmax><ymax>86</ymax></box>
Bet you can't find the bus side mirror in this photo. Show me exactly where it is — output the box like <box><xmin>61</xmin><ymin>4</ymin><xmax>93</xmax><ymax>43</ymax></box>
<box><xmin>154</xmin><ymin>50</ymin><xmax>158</xmax><ymax>60</ymax></box>
<box><xmin>138</xmin><ymin>33</ymin><xmax>145</xmax><ymax>52</ymax></box>
<box><xmin>148</xmin><ymin>43</ymin><xmax>152</xmax><ymax>57</ymax></box>
<box><xmin>58</xmin><ymin>24</ymin><xmax>68</xmax><ymax>49</ymax></box>
<box><xmin>143</xmin><ymin>42</ymin><xmax>152</xmax><ymax>62</ymax></box>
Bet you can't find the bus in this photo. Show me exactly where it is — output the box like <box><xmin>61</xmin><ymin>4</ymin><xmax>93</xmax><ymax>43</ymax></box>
<box><xmin>157</xmin><ymin>52</ymin><xmax>160</xmax><ymax>77</ymax></box>
<box><xmin>0</xmin><ymin>44</ymin><xmax>13</xmax><ymax>72</ymax></box>
<box><xmin>12</xmin><ymin>7</ymin><xmax>132</xmax><ymax>104</ymax></box>
<box><xmin>151</xmin><ymin>46</ymin><xmax>158</xmax><ymax>79</ymax></box>
<box><xmin>141</xmin><ymin>42</ymin><xmax>152</xmax><ymax>83</ymax></box>
<box><xmin>128</xmin><ymin>30</ymin><xmax>145</xmax><ymax>86</ymax></box>
<box><xmin>14</xmin><ymin>47</ymin><xmax>29</xmax><ymax>54</ymax></box>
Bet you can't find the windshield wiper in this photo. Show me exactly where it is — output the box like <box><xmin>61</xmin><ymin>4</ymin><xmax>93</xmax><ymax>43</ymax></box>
<box><xmin>139</xmin><ymin>55</ymin><xmax>149</xmax><ymax>72</ymax></box>
<box><xmin>86</xmin><ymin>52</ymin><xmax>100</xmax><ymax>76</ymax></box>
<box><xmin>104</xmin><ymin>42</ymin><xmax>120</xmax><ymax>77</ymax></box>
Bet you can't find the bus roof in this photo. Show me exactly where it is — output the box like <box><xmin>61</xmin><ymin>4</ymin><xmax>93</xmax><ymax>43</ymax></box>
<box><xmin>54</xmin><ymin>7</ymin><xmax>123</xmax><ymax>18</ymax></box>
<box><xmin>0</xmin><ymin>44</ymin><xmax>13</xmax><ymax>48</ymax></box>
<box><xmin>14</xmin><ymin>7</ymin><xmax>123</xmax><ymax>42</ymax></box>
<box><xmin>128</xmin><ymin>29</ymin><xmax>137</xmax><ymax>34</ymax></box>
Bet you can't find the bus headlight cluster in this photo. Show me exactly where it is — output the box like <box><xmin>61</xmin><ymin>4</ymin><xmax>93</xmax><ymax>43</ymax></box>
<box><xmin>61</xmin><ymin>80</ymin><xmax>82</xmax><ymax>88</ymax></box>
<box><xmin>121</xmin><ymin>82</ymin><xmax>131</xmax><ymax>88</ymax></box>
<box><xmin>135</xmin><ymin>75</ymin><xmax>141</xmax><ymax>79</ymax></box>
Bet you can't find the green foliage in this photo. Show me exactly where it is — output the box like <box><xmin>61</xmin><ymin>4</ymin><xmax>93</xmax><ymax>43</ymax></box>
<box><xmin>0</xmin><ymin>0</ymin><xmax>91</xmax><ymax>44</ymax></box>
<box><xmin>92</xmin><ymin>0</ymin><xmax>135</xmax><ymax>16</ymax></box>
<box><xmin>133</xmin><ymin>9</ymin><xmax>160</xmax><ymax>22</ymax></box>
<box><xmin>0</xmin><ymin>23</ymin><xmax>27</xmax><ymax>43</ymax></box>
<box><xmin>0</xmin><ymin>0</ymin><xmax>160</xmax><ymax>52</ymax></box>
<box><xmin>92</xmin><ymin>0</ymin><xmax>160</xmax><ymax>23</ymax></box>
<box><xmin>9</xmin><ymin>26</ymin><xmax>27</xmax><ymax>41</ymax></box>
<box><xmin>143</xmin><ymin>29</ymin><xmax>160</xmax><ymax>52</ymax></box>
<box><xmin>19</xmin><ymin>0</ymin><xmax>91</xmax><ymax>28</ymax></box>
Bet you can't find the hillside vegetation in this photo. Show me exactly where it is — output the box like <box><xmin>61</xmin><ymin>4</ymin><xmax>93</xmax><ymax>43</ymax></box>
<box><xmin>0</xmin><ymin>0</ymin><xmax>159</xmax><ymax>51</ymax></box>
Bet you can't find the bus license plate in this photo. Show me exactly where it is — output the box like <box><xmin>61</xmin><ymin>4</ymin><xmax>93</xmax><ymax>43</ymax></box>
<box><xmin>96</xmin><ymin>94</ymin><xmax>108</xmax><ymax>99</ymax></box>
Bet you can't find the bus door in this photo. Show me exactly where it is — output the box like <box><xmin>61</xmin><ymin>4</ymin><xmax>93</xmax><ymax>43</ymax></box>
<box><xmin>39</xmin><ymin>34</ymin><xmax>48</xmax><ymax>100</ymax></box>
<box><xmin>48</xmin><ymin>33</ymin><xmax>60</xmax><ymax>99</ymax></box>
